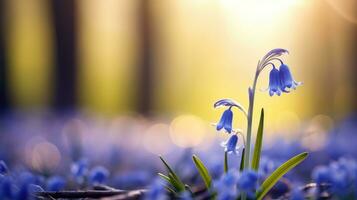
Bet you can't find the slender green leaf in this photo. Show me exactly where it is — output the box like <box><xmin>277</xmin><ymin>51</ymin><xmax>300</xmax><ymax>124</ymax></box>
<box><xmin>158</xmin><ymin>173</ymin><xmax>170</xmax><ymax>183</ymax></box>
<box><xmin>168</xmin><ymin>173</ymin><xmax>185</xmax><ymax>192</ymax></box>
<box><xmin>192</xmin><ymin>155</ymin><xmax>212</xmax><ymax>189</ymax></box>
<box><xmin>240</xmin><ymin>148</ymin><xmax>245</xmax><ymax>171</ymax></box>
<box><xmin>252</xmin><ymin>108</ymin><xmax>264</xmax><ymax>171</ymax></box>
<box><xmin>159</xmin><ymin>156</ymin><xmax>185</xmax><ymax>191</ymax></box>
<box><xmin>224</xmin><ymin>152</ymin><xmax>228</xmax><ymax>173</ymax></box>
<box><xmin>256</xmin><ymin>152</ymin><xmax>308</xmax><ymax>200</ymax></box>
<box><xmin>164</xmin><ymin>186</ymin><xmax>177</xmax><ymax>194</ymax></box>
<box><xmin>159</xmin><ymin>173</ymin><xmax>183</xmax><ymax>192</ymax></box>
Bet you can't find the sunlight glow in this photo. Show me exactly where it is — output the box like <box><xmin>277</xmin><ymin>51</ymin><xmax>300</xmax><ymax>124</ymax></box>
<box><xmin>169</xmin><ymin>115</ymin><xmax>207</xmax><ymax>148</ymax></box>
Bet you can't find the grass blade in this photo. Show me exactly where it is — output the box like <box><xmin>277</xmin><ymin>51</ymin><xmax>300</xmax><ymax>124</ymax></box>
<box><xmin>168</xmin><ymin>173</ymin><xmax>185</xmax><ymax>192</ymax></box>
<box><xmin>158</xmin><ymin>173</ymin><xmax>170</xmax><ymax>182</ymax></box>
<box><xmin>240</xmin><ymin>148</ymin><xmax>245</xmax><ymax>171</ymax></box>
<box><xmin>159</xmin><ymin>156</ymin><xmax>185</xmax><ymax>191</ymax></box>
<box><xmin>192</xmin><ymin>155</ymin><xmax>212</xmax><ymax>189</ymax></box>
<box><xmin>256</xmin><ymin>152</ymin><xmax>308</xmax><ymax>200</ymax></box>
<box><xmin>252</xmin><ymin>108</ymin><xmax>264</xmax><ymax>171</ymax></box>
<box><xmin>224</xmin><ymin>152</ymin><xmax>228</xmax><ymax>173</ymax></box>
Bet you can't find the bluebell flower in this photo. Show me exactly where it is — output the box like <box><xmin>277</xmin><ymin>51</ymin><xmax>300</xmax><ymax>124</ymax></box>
<box><xmin>17</xmin><ymin>184</ymin><xmax>44</xmax><ymax>200</ymax></box>
<box><xmin>279</xmin><ymin>64</ymin><xmax>301</xmax><ymax>91</ymax></box>
<box><xmin>216</xmin><ymin>108</ymin><xmax>233</xmax><ymax>133</ymax></box>
<box><xmin>328</xmin><ymin>158</ymin><xmax>356</xmax><ymax>195</ymax></box>
<box><xmin>144</xmin><ymin>178</ymin><xmax>168</xmax><ymax>200</ymax></box>
<box><xmin>221</xmin><ymin>169</ymin><xmax>239</xmax><ymax>187</ymax></box>
<box><xmin>47</xmin><ymin>176</ymin><xmax>65</xmax><ymax>191</ymax></box>
<box><xmin>237</xmin><ymin>170</ymin><xmax>258</xmax><ymax>197</ymax></box>
<box><xmin>268</xmin><ymin>67</ymin><xmax>282</xmax><ymax>96</ymax></box>
<box><xmin>312</xmin><ymin>166</ymin><xmax>331</xmax><ymax>184</ymax></box>
<box><xmin>0</xmin><ymin>161</ymin><xmax>8</xmax><ymax>174</ymax></box>
<box><xmin>214</xmin><ymin>169</ymin><xmax>240</xmax><ymax>200</ymax></box>
<box><xmin>258</xmin><ymin>157</ymin><xmax>276</xmax><ymax>178</ymax></box>
<box><xmin>0</xmin><ymin>176</ymin><xmax>14</xmax><ymax>199</ymax></box>
<box><xmin>89</xmin><ymin>166</ymin><xmax>109</xmax><ymax>185</ymax></box>
<box><xmin>71</xmin><ymin>158</ymin><xmax>89</xmax><ymax>184</ymax></box>
<box><xmin>290</xmin><ymin>188</ymin><xmax>304</xmax><ymax>200</ymax></box>
<box><xmin>221</xmin><ymin>135</ymin><xmax>239</xmax><ymax>154</ymax></box>
<box><xmin>179</xmin><ymin>191</ymin><xmax>193</xmax><ymax>200</ymax></box>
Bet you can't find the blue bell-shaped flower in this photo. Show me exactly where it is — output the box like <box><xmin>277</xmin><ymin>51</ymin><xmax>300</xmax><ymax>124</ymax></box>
<box><xmin>268</xmin><ymin>67</ymin><xmax>283</xmax><ymax>96</ymax></box>
<box><xmin>279</xmin><ymin>64</ymin><xmax>301</xmax><ymax>92</ymax></box>
<box><xmin>216</xmin><ymin>108</ymin><xmax>233</xmax><ymax>133</ymax></box>
<box><xmin>221</xmin><ymin>134</ymin><xmax>239</xmax><ymax>154</ymax></box>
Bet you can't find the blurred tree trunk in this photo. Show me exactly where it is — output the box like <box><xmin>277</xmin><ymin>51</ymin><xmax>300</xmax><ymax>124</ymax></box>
<box><xmin>136</xmin><ymin>0</ymin><xmax>154</xmax><ymax>116</ymax></box>
<box><xmin>0</xmin><ymin>0</ymin><xmax>10</xmax><ymax>114</ymax></box>
<box><xmin>50</xmin><ymin>0</ymin><xmax>78</xmax><ymax>112</ymax></box>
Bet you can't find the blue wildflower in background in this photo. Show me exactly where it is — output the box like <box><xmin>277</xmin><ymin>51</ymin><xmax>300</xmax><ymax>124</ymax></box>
<box><xmin>16</xmin><ymin>183</ymin><xmax>42</xmax><ymax>200</ymax></box>
<box><xmin>237</xmin><ymin>170</ymin><xmax>258</xmax><ymax>198</ymax></box>
<box><xmin>0</xmin><ymin>176</ymin><xmax>13</xmax><ymax>199</ymax></box>
<box><xmin>145</xmin><ymin>178</ymin><xmax>168</xmax><ymax>200</ymax></box>
<box><xmin>89</xmin><ymin>166</ymin><xmax>109</xmax><ymax>185</ymax></box>
<box><xmin>312</xmin><ymin>158</ymin><xmax>357</xmax><ymax>197</ymax></box>
<box><xmin>71</xmin><ymin>158</ymin><xmax>89</xmax><ymax>184</ymax></box>
<box><xmin>179</xmin><ymin>191</ymin><xmax>193</xmax><ymax>200</ymax></box>
<box><xmin>0</xmin><ymin>161</ymin><xmax>8</xmax><ymax>175</ymax></box>
<box><xmin>279</xmin><ymin>64</ymin><xmax>301</xmax><ymax>91</ymax></box>
<box><xmin>221</xmin><ymin>134</ymin><xmax>239</xmax><ymax>154</ymax></box>
<box><xmin>258</xmin><ymin>157</ymin><xmax>276</xmax><ymax>178</ymax></box>
<box><xmin>312</xmin><ymin>166</ymin><xmax>331</xmax><ymax>185</ymax></box>
<box><xmin>268</xmin><ymin>67</ymin><xmax>282</xmax><ymax>96</ymax></box>
<box><xmin>112</xmin><ymin>170</ymin><xmax>151</xmax><ymax>190</ymax></box>
<box><xmin>47</xmin><ymin>176</ymin><xmax>66</xmax><ymax>191</ymax></box>
<box><xmin>290</xmin><ymin>188</ymin><xmax>304</xmax><ymax>200</ymax></box>
<box><xmin>214</xmin><ymin>169</ymin><xmax>240</xmax><ymax>200</ymax></box>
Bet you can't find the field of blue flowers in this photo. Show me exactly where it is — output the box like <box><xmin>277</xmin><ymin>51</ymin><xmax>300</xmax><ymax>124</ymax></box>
<box><xmin>1</xmin><ymin>49</ymin><xmax>357</xmax><ymax>200</ymax></box>
<box><xmin>1</xmin><ymin>113</ymin><xmax>357</xmax><ymax>199</ymax></box>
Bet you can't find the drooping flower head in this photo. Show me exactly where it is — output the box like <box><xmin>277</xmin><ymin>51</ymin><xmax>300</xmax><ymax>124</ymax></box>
<box><xmin>89</xmin><ymin>166</ymin><xmax>109</xmax><ymax>185</ymax></box>
<box><xmin>216</xmin><ymin>108</ymin><xmax>233</xmax><ymax>133</ymax></box>
<box><xmin>268</xmin><ymin>67</ymin><xmax>283</xmax><ymax>96</ymax></box>
<box><xmin>221</xmin><ymin>134</ymin><xmax>239</xmax><ymax>154</ymax></box>
<box><xmin>279</xmin><ymin>64</ymin><xmax>301</xmax><ymax>91</ymax></box>
<box><xmin>214</xmin><ymin>99</ymin><xmax>247</xmax><ymax>134</ymax></box>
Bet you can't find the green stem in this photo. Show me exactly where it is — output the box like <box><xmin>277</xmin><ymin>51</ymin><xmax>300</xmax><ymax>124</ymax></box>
<box><xmin>244</xmin><ymin>69</ymin><xmax>259</xmax><ymax>170</ymax></box>
<box><xmin>224</xmin><ymin>152</ymin><xmax>228</xmax><ymax>173</ymax></box>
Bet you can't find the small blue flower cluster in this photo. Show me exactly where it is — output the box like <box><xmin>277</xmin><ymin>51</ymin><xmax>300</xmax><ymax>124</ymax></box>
<box><xmin>268</xmin><ymin>63</ymin><xmax>301</xmax><ymax>96</ymax></box>
<box><xmin>144</xmin><ymin>178</ymin><xmax>168</xmax><ymax>200</ymax></box>
<box><xmin>214</xmin><ymin>169</ymin><xmax>258</xmax><ymax>200</ymax></box>
<box><xmin>214</xmin><ymin>99</ymin><xmax>245</xmax><ymax>154</ymax></box>
<box><xmin>312</xmin><ymin>157</ymin><xmax>357</xmax><ymax>198</ymax></box>
<box><xmin>0</xmin><ymin>161</ymin><xmax>44</xmax><ymax>200</ymax></box>
<box><xmin>71</xmin><ymin>158</ymin><xmax>109</xmax><ymax>186</ymax></box>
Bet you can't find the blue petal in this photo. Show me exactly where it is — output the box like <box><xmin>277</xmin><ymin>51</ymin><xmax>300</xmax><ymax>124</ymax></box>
<box><xmin>268</xmin><ymin>68</ymin><xmax>282</xmax><ymax>96</ymax></box>
<box><xmin>223</xmin><ymin>110</ymin><xmax>233</xmax><ymax>133</ymax></box>
<box><xmin>279</xmin><ymin>64</ymin><xmax>300</xmax><ymax>92</ymax></box>
<box><xmin>226</xmin><ymin>135</ymin><xmax>238</xmax><ymax>153</ymax></box>
<box><xmin>216</xmin><ymin>109</ymin><xmax>233</xmax><ymax>133</ymax></box>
